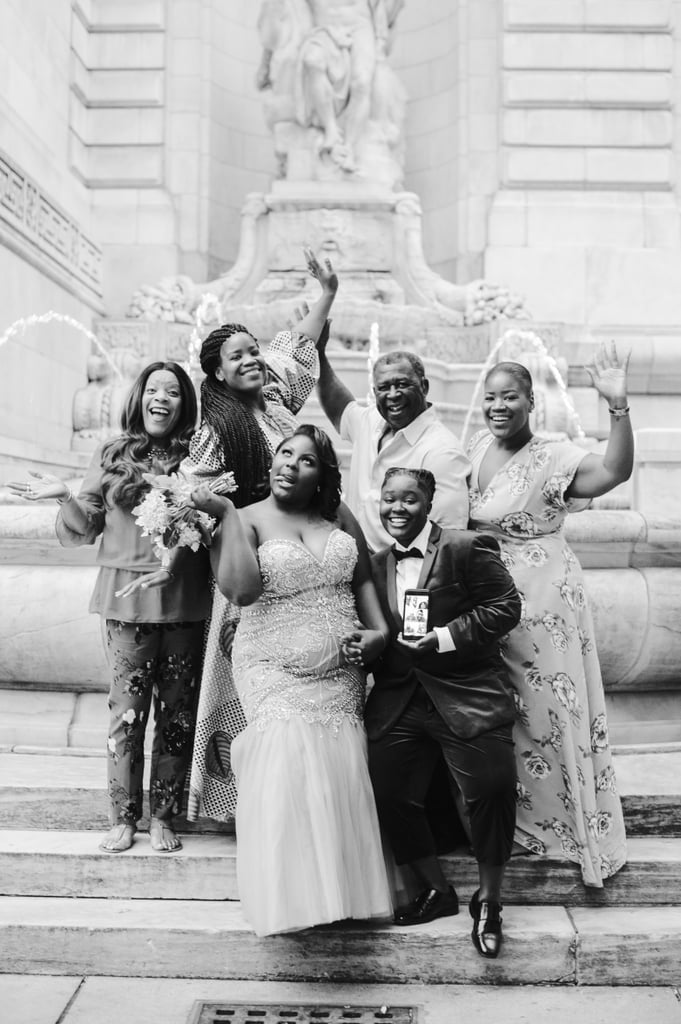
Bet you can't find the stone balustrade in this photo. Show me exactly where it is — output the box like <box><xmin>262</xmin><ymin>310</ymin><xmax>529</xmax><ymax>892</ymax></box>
<box><xmin>0</xmin><ymin>503</ymin><xmax>679</xmax><ymax>704</ymax></box>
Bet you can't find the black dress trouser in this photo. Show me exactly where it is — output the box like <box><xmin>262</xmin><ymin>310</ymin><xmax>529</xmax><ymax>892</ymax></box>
<box><xmin>369</xmin><ymin>684</ymin><xmax>517</xmax><ymax>867</ymax></box>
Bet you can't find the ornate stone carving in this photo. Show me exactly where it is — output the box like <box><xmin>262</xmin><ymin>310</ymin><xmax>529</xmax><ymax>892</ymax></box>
<box><xmin>125</xmin><ymin>188</ymin><xmax>530</xmax><ymax>343</ymax></box>
<box><xmin>255</xmin><ymin>0</ymin><xmax>406</xmax><ymax>184</ymax></box>
<box><xmin>0</xmin><ymin>148</ymin><xmax>102</xmax><ymax>307</ymax></box>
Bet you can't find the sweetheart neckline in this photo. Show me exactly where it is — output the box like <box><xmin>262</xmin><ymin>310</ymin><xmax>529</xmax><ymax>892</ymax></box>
<box><xmin>257</xmin><ymin>529</ymin><xmax>348</xmax><ymax>567</ymax></box>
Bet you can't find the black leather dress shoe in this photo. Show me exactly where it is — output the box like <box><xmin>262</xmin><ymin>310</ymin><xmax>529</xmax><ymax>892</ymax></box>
<box><xmin>394</xmin><ymin>885</ymin><xmax>459</xmax><ymax>926</ymax></box>
<box><xmin>469</xmin><ymin>888</ymin><xmax>503</xmax><ymax>958</ymax></box>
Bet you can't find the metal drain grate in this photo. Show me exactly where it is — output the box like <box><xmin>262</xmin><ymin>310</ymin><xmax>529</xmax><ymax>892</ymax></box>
<box><xmin>188</xmin><ymin>1003</ymin><xmax>417</xmax><ymax>1024</ymax></box>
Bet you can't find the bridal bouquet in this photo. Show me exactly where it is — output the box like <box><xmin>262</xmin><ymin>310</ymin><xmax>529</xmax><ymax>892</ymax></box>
<box><xmin>132</xmin><ymin>471</ymin><xmax>237</xmax><ymax>566</ymax></box>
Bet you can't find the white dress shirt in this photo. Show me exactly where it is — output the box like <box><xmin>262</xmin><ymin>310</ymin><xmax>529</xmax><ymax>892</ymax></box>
<box><xmin>393</xmin><ymin>521</ymin><xmax>455</xmax><ymax>654</ymax></box>
<box><xmin>340</xmin><ymin>402</ymin><xmax>470</xmax><ymax>552</ymax></box>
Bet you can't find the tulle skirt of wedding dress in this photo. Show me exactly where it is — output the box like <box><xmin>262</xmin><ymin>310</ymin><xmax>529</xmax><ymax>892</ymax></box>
<box><xmin>231</xmin><ymin>714</ymin><xmax>393</xmax><ymax>937</ymax></box>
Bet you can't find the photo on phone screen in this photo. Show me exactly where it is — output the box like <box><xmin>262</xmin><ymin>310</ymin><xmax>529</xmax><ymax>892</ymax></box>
<box><xmin>403</xmin><ymin>589</ymin><xmax>430</xmax><ymax>641</ymax></box>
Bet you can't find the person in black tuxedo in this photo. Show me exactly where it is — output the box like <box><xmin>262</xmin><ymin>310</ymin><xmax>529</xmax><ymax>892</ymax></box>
<box><xmin>360</xmin><ymin>467</ymin><xmax>521</xmax><ymax>957</ymax></box>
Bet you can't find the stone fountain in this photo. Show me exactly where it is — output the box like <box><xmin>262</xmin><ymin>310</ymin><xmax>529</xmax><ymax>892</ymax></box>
<box><xmin>0</xmin><ymin>0</ymin><xmax>680</xmax><ymax>751</ymax></box>
<box><xmin>71</xmin><ymin>0</ymin><xmax>528</xmax><ymax>452</ymax></box>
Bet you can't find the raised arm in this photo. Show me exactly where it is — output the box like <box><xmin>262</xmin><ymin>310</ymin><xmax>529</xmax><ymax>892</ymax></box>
<box><xmin>190</xmin><ymin>486</ymin><xmax>263</xmax><ymax>605</ymax></box>
<box><xmin>566</xmin><ymin>342</ymin><xmax>634</xmax><ymax>499</ymax></box>
<box><xmin>316</xmin><ymin>321</ymin><xmax>356</xmax><ymax>432</ymax></box>
<box><xmin>295</xmin><ymin>247</ymin><xmax>339</xmax><ymax>343</ymax></box>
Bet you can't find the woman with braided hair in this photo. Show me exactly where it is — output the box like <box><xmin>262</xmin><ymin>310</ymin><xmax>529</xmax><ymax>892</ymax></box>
<box><xmin>184</xmin><ymin>248</ymin><xmax>339</xmax><ymax>822</ymax></box>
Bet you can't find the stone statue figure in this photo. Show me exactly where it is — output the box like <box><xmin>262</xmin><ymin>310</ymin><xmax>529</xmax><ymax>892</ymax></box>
<box><xmin>256</xmin><ymin>0</ymin><xmax>406</xmax><ymax>181</ymax></box>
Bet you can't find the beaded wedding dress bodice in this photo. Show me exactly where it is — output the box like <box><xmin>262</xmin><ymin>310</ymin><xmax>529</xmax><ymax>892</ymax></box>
<box><xmin>232</xmin><ymin>529</ymin><xmax>366</xmax><ymax>731</ymax></box>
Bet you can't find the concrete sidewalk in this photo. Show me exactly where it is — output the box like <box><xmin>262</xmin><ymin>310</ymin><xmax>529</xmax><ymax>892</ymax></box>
<box><xmin>4</xmin><ymin>976</ymin><xmax>681</xmax><ymax>1024</ymax></box>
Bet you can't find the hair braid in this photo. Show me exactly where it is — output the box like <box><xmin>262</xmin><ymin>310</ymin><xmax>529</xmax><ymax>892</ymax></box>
<box><xmin>199</xmin><ymin>324</ymin><xmax>272</xmax><ymax>507</ymax></box>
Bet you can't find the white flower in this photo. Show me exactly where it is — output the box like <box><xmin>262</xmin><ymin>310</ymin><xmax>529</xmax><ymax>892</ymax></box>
<box><xmin>132</xmin><ymin>471</ymin><xmax>230</xmax><ymax>562</ymax></box>
<box><xmin>122</xmin><ymin>709</ymin><xmax>136</xmax><ymax>725</ymax></box>
<box><xmin>132</xmin><ymin>490</ymin><xmax>170</xmax><ymax>536</ymax></box>
<box><xmin>107</xmin><ymin>737</ymin><xmax>116</xmax><ymax>753</ymax></box>
<box><xmin>177</xmin><ymin>522</ymin><xmax>202</xmax><ymax>552</ymax></box>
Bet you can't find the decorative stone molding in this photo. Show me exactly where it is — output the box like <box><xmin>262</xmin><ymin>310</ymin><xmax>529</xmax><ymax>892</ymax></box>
<box><xmin>0</xmin><ymin>149</ymin><xmax>103</xmax><ymax>309</ymax></box>
<box><xmin>125</xmin><ymin>187</ymin><xmax>529</xmax><ymax>346</ymax></box>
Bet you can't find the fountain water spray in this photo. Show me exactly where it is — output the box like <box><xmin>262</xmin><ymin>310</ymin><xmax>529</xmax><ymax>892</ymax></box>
<box><xmin>460</xmin><ymin>327</ymin><xmax>585</xmax><ymax>447</ymax></box>
<box><xmin>0</xmin><ymin>312</ymin><xmax>123</xmax><ymax>381</ymax></box>
<box><xmin>367</xmin><ymin>321</ymin><xmax>380</xmax><ymax>405</ymax></box>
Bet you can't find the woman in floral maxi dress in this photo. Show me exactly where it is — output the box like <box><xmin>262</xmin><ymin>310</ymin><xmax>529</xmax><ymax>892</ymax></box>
<box><xmin>466</xmin><ymin>343</ymin><xmax>633</xmax><ymax>887</ymax></box>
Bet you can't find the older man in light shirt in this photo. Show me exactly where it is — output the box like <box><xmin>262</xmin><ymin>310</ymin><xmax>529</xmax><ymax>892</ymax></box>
<box><xmin>317</xmin><ymin>333</ymin><xmax>470</xmax><ymax>550</ymax></box>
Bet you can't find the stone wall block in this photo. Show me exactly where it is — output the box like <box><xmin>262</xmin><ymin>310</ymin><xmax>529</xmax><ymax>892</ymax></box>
<box><xmin>525</xmin><ymin>197</ymin><xmax>644</xmax><ymax>248</ymax></box>
<box><xmin>0</xmin><ymin>565</ymin><xmax>107</xmax><ymax>689</ymax></box>
<box><xmin>632</xmin><ymin>429</ymin><xmax>681</xmax><ymax>518</ymax></box>
<box><xmin>585</xmin><ymin>566</ymin><xmax>681</xmax><ymax>690</ymax></box>
<box><xmin>504</xmin><ymin>33</ymin><xmax>672</xmax><ymax>71</ymax></box>
<box><xmin>507</xmin><ymin>0</ymin><xmax>671</xmax><ymax>30</ymax></box>
<box><xmin>504</xmin><ymin>148</ymin><xmax>586</xmax><ymax>186</ymax></box>
<box><xmin>75</xmin><ymin>107</ymin><xmax>164</xmax><ymax>147</ymax></box>
<box><xmin>584</xmin><ymin>71</ymin><xmax>672</xmax><ymax>107</ymax></box>
<box><xmin>505</xmin><ymin>70</ymin><xmax>586</xmax><ymax>106</ymax></box>
<box><xmin>505</xmin><ymin>1</ymin><xmax>588</xmax><ymax>28</ymax></box>
<box><xmin>81</xmin><ymin>67</ymin><xmax>164</xmax><ymax>106</ymax></box>
<box><xmin>86</xmin><ymin>145</ymin><xmax>164</xmax><ymax>186</ymax></box>
<box><xmin>90</xmin><ymin>31</ymin><xmax>165</xmax><ymax>70</ymax></box>
<box><xmin>488</xmin><ymin>197</ymin><xmax>527</xmax><ymax>247</ymax></box>
<box><xmin>504</xmin><ymin>108</ymin><xmax>672</xmax><ymax>148</ymax></box>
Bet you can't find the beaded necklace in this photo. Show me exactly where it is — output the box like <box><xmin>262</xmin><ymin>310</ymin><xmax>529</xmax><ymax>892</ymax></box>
<box><xmin>146</xmin><ymin>445</ymin><xmax>169</xmax><ymax>467</ymax></box>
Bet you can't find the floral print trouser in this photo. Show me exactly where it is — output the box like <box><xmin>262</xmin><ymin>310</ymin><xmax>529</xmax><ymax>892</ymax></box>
<box><xmin>104</xmin><ymin>619</ymin><xmax>204</xmax><ymax>825</ymax></box>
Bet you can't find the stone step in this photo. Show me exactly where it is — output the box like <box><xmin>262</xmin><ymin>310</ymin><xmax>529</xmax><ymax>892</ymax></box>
<box><xmin>1</xmin><ymin>749</ymin><xmax>679</xmax><ymax>836</ymax></box>
<box><xmin>0</xmin><ymin>830</ymin><xmax>680</xmax><ymax>907</ymax></box>
<box><xmin>0</xmin><ymin>895</ymin><xmax>679</xmax><ymax>986</ymax></box>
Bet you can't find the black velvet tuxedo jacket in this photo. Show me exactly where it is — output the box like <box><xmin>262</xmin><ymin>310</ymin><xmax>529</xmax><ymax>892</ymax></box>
<box><xmin>366</xmin><ymin>523</ymin><xmax>522</xmax><ymax>741</ymax></box>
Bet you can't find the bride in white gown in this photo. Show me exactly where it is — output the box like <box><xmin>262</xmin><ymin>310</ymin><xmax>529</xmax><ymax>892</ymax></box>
<box><xmin>191</xmin><ymin>424</ymin><xmax>393</xmax><ymax>936</ymax></box>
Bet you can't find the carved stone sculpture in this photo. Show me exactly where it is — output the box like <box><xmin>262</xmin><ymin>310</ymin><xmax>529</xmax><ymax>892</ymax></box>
<box><xmin>256</xmin><ymin>0</ymin><xmax>406</xmax><ymax>183</ymax></box>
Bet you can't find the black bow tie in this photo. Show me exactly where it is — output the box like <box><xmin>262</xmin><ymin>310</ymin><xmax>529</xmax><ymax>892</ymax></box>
<box><xmin>393</xmin><ymin>546</ymin><xmax>423</xmax><ymax>562</ymax></box>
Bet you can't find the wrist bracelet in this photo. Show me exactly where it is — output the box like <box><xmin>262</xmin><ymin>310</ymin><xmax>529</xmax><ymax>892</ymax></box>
<box><xmin>608</xmin><ymin>406</ymin><xmax>630</xmax><ymax>418</ymax></box>
<box><xmin>56</xmin><ymin>488</ymin><xmax>74</xmax><ymax>505</ymax></box>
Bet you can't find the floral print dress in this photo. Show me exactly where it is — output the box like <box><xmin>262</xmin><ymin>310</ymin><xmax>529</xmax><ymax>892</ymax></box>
<box><xmin>467</xmin><ymin>431</ymin><xmax>626</xmax><ymax>887</ymax></box>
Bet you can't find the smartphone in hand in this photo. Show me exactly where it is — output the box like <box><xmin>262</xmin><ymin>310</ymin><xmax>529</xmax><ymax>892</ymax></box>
<box><xmin>403</xmin><ymin>589</ymin><xmax>430</xmax><ymax>641</ymax></box>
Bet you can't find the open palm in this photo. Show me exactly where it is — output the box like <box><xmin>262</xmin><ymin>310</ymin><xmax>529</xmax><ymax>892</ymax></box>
<box><xmin>7</xmin><ymin>471</ymin><xmax>69</xmax><ymax>502</ymax></box>
<box><xmin>303</xmin><ymin>247</ymin><xmax>338</xmax><ymax>294</ymax></box>
<box><xmin>585</xmin><ymin>341</ymin><xmax>630</xmax><ymax>406</ymax></box>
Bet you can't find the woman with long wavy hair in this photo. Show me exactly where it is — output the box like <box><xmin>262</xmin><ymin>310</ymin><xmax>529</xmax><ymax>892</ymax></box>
<box><xmin>9</xmin><ymin>361</ymin><xmax>210</xmax><ymax>854</ymax></box>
